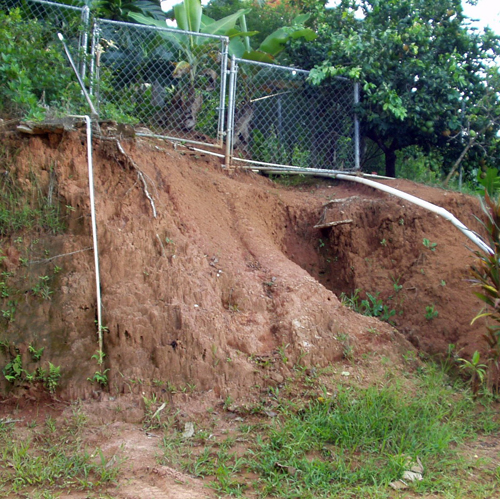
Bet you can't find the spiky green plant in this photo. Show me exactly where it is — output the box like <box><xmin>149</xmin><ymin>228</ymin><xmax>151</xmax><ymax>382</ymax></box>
<box><xmin>470</xmin><ymin>191</ymin><xmax>500</xmax><ymax>391</ymax></box>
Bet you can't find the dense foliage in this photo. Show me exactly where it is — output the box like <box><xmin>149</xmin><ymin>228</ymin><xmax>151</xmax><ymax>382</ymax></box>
<box><xmin>204</xmin><ymin>0</ymin><xmax>318</xmax><ymax>47</ymax></box>
<box><xmin>289</xmin><ymin>0</ymin><xmax>500</xmax><ymax>177</ymax></box>
<box><xmin>2</xmin><ymin>0</ymin><xmax>499</xmax><ymax>182</ymax></box>
<box><xmin>0</xmin><ymin>9</ymin><xmax>82</xmax><ymax>120</ymax></box>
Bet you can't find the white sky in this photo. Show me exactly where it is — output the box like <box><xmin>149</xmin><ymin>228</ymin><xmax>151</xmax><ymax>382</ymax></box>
<box><xmin>323</xmin><ymin>0</ymin><xmax>500</xmax><ymax>35</ymax></box>
<box><xmin>462</xmin><ymin>0</ymin><xmax>500</xmax><ymax>35</ymax></box>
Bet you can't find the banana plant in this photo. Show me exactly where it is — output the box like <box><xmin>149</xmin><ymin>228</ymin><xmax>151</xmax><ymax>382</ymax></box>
<box><xmin>231</xmin><ymin>13</ymin><xmax>317</xmax><ymax>63</ymax></box>
<box><xmin>130</xmin><ymin>0</ymin><xmax>316</xmax><ymax>76</ymax></box>
<box><xmin>129</xmin><ymin>0</ymin><xmax>255</xmax><ymax>129</ymax></box>
<box><xmin>128</xmin><ymin>0</ymin><xmax>316</xmax><ymax>130</ymax></box>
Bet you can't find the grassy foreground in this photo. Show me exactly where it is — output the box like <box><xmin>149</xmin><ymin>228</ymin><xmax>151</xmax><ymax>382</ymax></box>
<box><xmin>0</xmin><ymin>364</ymin><xmax>498</xmax><ymax>498</ymax></box>
<box><xmin>159</xmin><ymin>365</ymin><xmax>500</xmax><ymax>498</ymax></box>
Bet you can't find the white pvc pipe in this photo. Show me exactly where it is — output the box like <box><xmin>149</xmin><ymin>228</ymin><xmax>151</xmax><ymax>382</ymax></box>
<box><xmin>336</xmin><ymin>174</ymin><xmax>493</xmax><ymax>255</ymax></box>
<box><xmin>69</xmin><ymin>115</ymin><xmax>103</xmax><ymax>358</ymax></box>
<box><xmin>239</xmin><ymin>164</ymin><xmax>492</xmax><ymax>255</ymax></box>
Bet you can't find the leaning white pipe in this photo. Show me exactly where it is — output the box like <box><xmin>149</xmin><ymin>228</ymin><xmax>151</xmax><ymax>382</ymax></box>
<box><xmin>69</xmin><ymin>115</ymin><xmax>103</xmax><ymax>358</ymax></box>
<box><xmin>336</xmin><ymin>174</ymin><xmax>493</xmax><ymax>255</ymax></box>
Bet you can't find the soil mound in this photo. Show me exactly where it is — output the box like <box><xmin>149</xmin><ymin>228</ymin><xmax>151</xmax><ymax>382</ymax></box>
<box><xmin>0</xmin><ymin>128</ymin><xmax>486</xmax><ymax>402</ymax></box>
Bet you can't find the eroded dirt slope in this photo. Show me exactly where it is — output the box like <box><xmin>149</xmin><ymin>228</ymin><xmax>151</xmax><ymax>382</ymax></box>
<box><xmin>0</xmin><ymin>127</ymin><xmax>487</xmax><ymax>403</ymax></box>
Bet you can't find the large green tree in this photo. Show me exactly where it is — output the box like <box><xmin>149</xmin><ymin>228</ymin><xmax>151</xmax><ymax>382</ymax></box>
<box><xmin>291</xmin><ymin>0</ymin><xmax>500</xmax><ymax>177</ymax></box>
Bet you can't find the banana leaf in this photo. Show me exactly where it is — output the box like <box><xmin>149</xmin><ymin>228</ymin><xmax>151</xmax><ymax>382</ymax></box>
<box><xmin>174</xmin><ymin>0</ymin><xmax>202</xmax><ymax>34</ymax></box>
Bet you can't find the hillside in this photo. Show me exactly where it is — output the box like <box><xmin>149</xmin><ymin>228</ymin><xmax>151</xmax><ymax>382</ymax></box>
<box><xmin>0</xmin><ymin>122</ymin><xmax>498</xmax><ymax>498</ymax></box>
<box><xmin>0</xmin><ymin>122</ymin><xmax>488</xmax><ymax>401</ymax></box>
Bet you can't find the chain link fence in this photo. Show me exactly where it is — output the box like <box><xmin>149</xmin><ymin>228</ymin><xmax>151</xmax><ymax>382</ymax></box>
<box><xmin>227</xmin><ymin>57</ymin><xmax>359</xmax><ymax>171</ymax></box>
<box><xmin>91</xmin><ymin>19</ymin><xmax>229</xmax><ymax>148</ymax></box>
<box><xmin>1</xmin><ymin>1</ymin><xmax>359</xmax><ymax>165</ymax></box>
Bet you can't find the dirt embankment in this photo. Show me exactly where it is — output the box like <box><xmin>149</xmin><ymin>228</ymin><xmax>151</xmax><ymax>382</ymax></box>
<box><xmin>0</xmin><ymin>127</ymin><xmax>487</xmax><ymax>403</ymax></box>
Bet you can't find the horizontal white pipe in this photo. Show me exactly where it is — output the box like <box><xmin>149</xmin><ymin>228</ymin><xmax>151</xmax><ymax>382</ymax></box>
<box><xmin>238</xmin><ymin>164</ymin><xmax>395</xmax><ymax>180</ymax></box>
<box><xmin>336</xmin><ymin>174</ymin><xmax>493</xmax><ymax>255</ymax></box>
<box><xmin>135</xmin><ymin>132</ymin><xmax>222</xmax><ymax>149</ymax></box>
<box><xmin>189</xmin><ymin>147</ymin><xmax>225</xmax><ymax>158</ymax></box>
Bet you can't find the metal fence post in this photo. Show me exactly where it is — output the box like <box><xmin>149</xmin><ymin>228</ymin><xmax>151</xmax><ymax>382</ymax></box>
<box><xmin>89</xmin><ymin>20</ymin><xmax>99</xmax><ymax>97</ymax></box>
<box><xmin>354</xmin><ymin>82</ymin><xmax>361</xmax><ymax>171</ymax></box>
<box><xmin>217</xmin><ymin>37</ymin><xmax>229</xmax><ymax>148</ymax></box>
<box><xmin>79</xmin><ymin>5</ymin><xmax>90</xmax><ymax>81</ymax></box>
<box><xmin>225</xmin><ymin>55</ymin><xmax>238</xmax><ymax>168</ymax></box>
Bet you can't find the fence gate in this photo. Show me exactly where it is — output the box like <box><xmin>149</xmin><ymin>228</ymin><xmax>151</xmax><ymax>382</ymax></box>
<box><xmin>227</xmin><ymin>57</ymin><xmax>359</xmax><ymax>171</ymax></box>
<box><xmin>91</xmin><ymin>19</ymin><xmax>229</xmax><ymax>149</ymax></box>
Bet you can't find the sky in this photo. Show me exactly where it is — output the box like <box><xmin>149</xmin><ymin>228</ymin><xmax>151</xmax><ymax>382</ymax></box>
<box><xmin>159</xmin><ymin>0</ymin><xmax>500</xmax><ymax>36</ymax></box>
<box><xmin>462</xmin><ymin>0</ymin><xmax>500</xmax><ymax>35</ymax></box>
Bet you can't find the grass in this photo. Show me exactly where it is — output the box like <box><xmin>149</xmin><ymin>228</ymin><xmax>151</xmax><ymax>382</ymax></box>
<box><xmin>0</xmin><ymin>407</ymin><xmax>121</xmax><ymax>495</ymax></box>
<box><xmin>158</xmin><ymin>364</ymin><xmax>500</xmax><ymax>498</ymax></box>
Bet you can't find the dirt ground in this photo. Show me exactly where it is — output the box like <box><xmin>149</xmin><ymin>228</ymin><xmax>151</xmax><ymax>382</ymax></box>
<box><xmin>0</xmin><ymin>123</ymin><xmax>498</xmax><ymax>496</ymax></box>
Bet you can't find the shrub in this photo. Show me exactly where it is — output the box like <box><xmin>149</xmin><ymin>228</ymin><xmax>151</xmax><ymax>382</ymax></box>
<box><xmin>0</xmin><ymin>9</ymin><xmax>82</xmax><ymax>120</ymax></box>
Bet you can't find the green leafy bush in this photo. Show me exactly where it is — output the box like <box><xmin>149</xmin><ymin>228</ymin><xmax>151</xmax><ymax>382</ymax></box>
<box><xmin>0</xmin><ymin>9</ymin><xmax>82</xmax><ymax>120</ymax></box>
<box><xmin>340</xmin><ymin>289</ymin><xmax>396</xmax><ymax>323</ymax></box>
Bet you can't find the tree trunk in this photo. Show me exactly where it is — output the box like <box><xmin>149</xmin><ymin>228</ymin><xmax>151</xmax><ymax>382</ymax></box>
<box><xmin>366</xmin><ymin>132</ymin><xmax>398</xmax><ymax>178</ymax></box>
<box><xmin>385</xmin><ymin>149</ymin><xmax>396</xmax><ymax>177</ymax></box>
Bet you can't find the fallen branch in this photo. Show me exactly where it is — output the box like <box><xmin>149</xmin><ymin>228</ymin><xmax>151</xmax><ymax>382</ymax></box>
<box><xmin>322</xmin><ymin>196</ymin><xmax>359</xmax><ymax>207</ymax></box>
<box><xmin>156</xmin><ymin>234</ymin><xmax>166</xmax><ymax>257</ymax></box>
<box><xmin>314</xmin><ymin>219</ymin><xmax>353</xmax><ymax>229</ymax></box>
<box><xmin>0</xmin><ymin>418</ymin><xmax>23</xmax><ymax>424</ymax></box>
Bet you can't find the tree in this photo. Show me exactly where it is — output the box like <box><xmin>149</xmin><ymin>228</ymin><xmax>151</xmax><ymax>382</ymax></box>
<box><xmin>443</xmin><ymin>66</ymin><xmax>500</xmax><ymax>185</ymax></box>
<box><xmin>204</xmin><ymin>0</ymin><xmax>301</xmax><ymax>47</ymax></box>
<box><xmin>293</xmin><ymin>0</ymin><xmax>500</xmax><ymax>177</ymax></box>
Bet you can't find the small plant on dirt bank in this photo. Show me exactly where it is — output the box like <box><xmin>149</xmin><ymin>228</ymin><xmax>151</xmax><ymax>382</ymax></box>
<box><xmin>88</xmin><ymin>350</ymin><xmax>109</xmax><ymax>387</ymax></box>
<box><xmin>1</xmin><ymin>345</ymin><xmax>61</xmax><ymax>394</ymax></box>
<box><xmin>458</xmin><ymin>351</ymin><xmax>487</xmax><ymax>396</ymax></box>
<box><xmin>423</xmin><ymin>237</ymin><xmax>437</xmax><ymax>251</ymax></box>
<box><xmin>88</xmin><ymin>369</ymin><xmax>110</xmax><ymax>387</ymax></box>
<box><xmin>31</xmin><ymin>275</ymin><xmax>53</xmax><ymax>300</ymax></box>
<box><xmin>425</xmin><ymin>304</ymin><xmax>439</xmax><ymax>320</ymax></box>
<box><xmin>2</xmin><ymin>354</ymin><xmax>23</xmax><ymax>383</ymax></box>
<box><xmin>38</xmin><ymin>362</ymin><xmax>61</xmax><ymax>394</ymax></box>
<box><xmin>28</xmin><ymin>345</ymin><xmax>44</xmax><ymax>362</ymax></box>
<box><xmin>340</xmin><ymin>289</ymin><xmax>396</xmax><ymax>323</ymax></box>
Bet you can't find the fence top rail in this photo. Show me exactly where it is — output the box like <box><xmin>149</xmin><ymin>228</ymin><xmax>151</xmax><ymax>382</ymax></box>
<box><xmin>96</xmin><ymin>18</ymin><xmax>229</xmax><ymax>44</ymax></box>
<box><xmin>234</xmin><ymin>57</ymin><xmax>309</xmax><ymax>75</ymax></box>
<box><xmin>29</xmin><ymin>0</ymin><xmax>85</xmax><ymax>12</ymax></box>
<box><xmin>234</xmin><ymin>57</ymin><xmax>351</xmax><ymax>82</ymax></box>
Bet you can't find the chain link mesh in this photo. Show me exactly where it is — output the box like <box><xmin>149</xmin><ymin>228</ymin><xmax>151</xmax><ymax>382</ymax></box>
<box><xmin>92</xmin><ymin>19</ymin><xmax>228</xmax><ymax>147</ymax></box>
<box><xmin>230</xmin><ymin>58</ymin><xmax>357</xmax><ymax>170</ymax></box>
<box><xmin>0</xmin><ymin>1</ymin><xmax>358</xmax><ymax>163</ymax></box>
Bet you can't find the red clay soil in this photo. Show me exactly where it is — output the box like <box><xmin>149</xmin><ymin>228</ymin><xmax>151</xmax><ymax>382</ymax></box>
<box><xmin>0</xmin><ymin>125</ymin><xmax>489</xmax><ymax>404</ymax></box>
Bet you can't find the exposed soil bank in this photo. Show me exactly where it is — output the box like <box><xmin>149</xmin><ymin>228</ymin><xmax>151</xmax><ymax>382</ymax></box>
<box><xmin>0</xmin><ymin>127</ymin><xmax>487</xmax><ymax>402</ymax></box>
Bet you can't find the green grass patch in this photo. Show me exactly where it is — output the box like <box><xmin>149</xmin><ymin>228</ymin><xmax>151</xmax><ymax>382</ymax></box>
<box><xmin>0</xmin><ymin>409</ymin><xmax>120</xmax><ymax>495</ymax></box>
<box><xmin>161</xmin><ymin>365</ymin><xmax>500</xmax><ymax>498</ymax></box>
